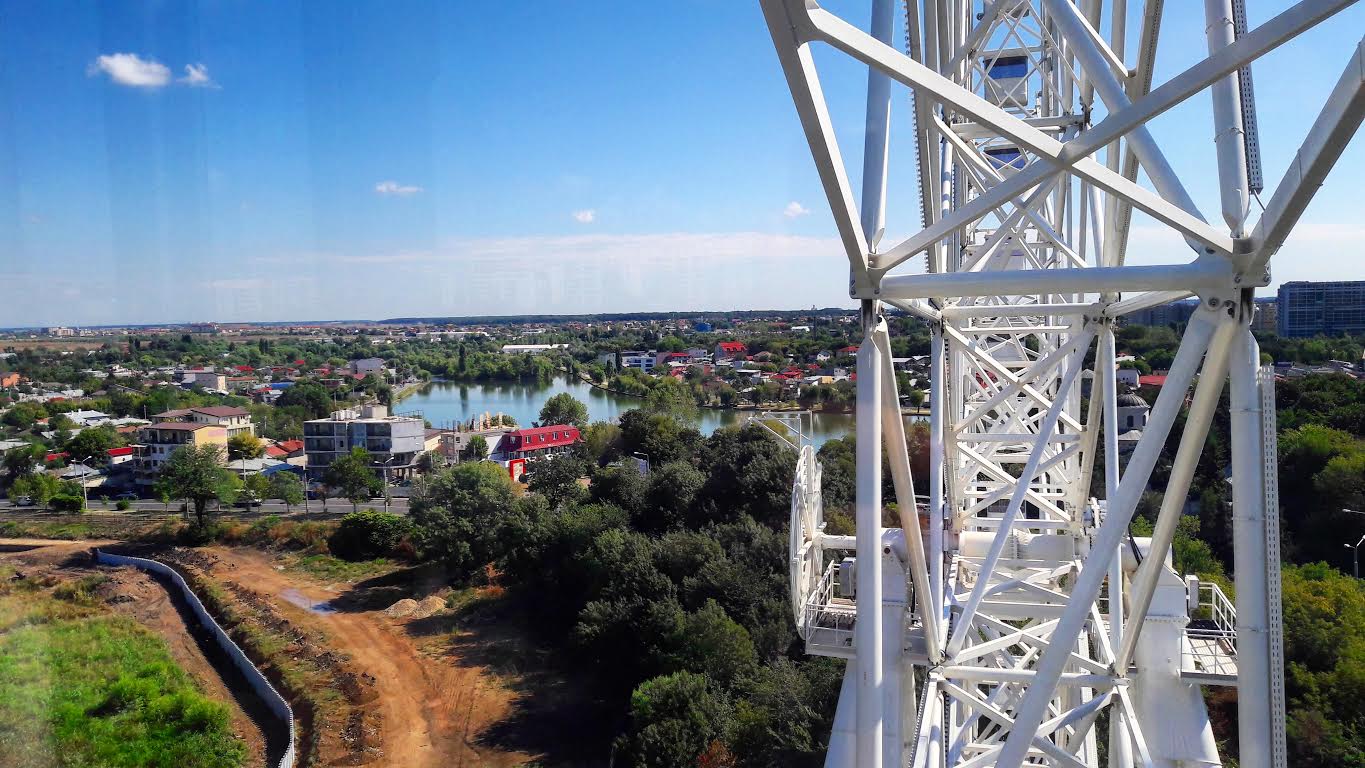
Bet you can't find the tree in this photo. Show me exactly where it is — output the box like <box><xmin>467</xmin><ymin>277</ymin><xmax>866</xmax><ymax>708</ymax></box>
<box><xmin>527</xmin><ymin>454</ymin><xmax>589</xmax><ymax>508</ymax></box>
<box><xmin>160</xmin><ymin>444</ymin><xmax>237</xmax><ymax>527</ymax></box>
<box><xmin>267</xmin><ymin>472</ymin><xmax>305</xmax><ymax>513</ymax></box>
<box><xmin>410</xmin><ymin>461</ymin><xmax>517</xmax><ymax>573</ymax></box>
<box><xmin>462</xmin><ymin>434</ymin><xmax>488</xmax><ymax>461</ymax></box>
<box><xmin>275</xmin><ymin>382</ymin><xmax>334</xmax><ymax>419</ymax></box>
<box><xmin>667</xmin><ymin>599</ymin><xmax>758</xmax><ymax>687</ymax></box>
<box><xmin>644</xmin><ymin>461</ymin><xmax>706</xmax><ymax>531</ymax></box>
<box><xmin>329</xmin><ymin>509</ymin><xmax>412</xmax><ymax>560</ymax></box>
<box><xmin>8</xmin><ymin>472</ymin><xmax>60</xmax><ymax>507</ymax></box>
<box><xmin>227</xmin><ymin>433</ymin><xmax>265</xmax><ymax>460</ymax></box>
<box><xmin>65</xmin><ymin>425</ymin><xmax>122</xmax><ymax>466</ymax></box>
<box><xmin>3</xmin><ymin>444</ymin><xmax>42</xmax><ymax>481</ymax></box>
<box><xmin>323</xmin><ymin>447</ymin><xmax>383</xmax><ymax>513</ymax></box>
<box><xmin>243</xmin><ymin>473</ymin><xmax>271</xmax><ymax>505</ymax></box>
<box><xmin>616</xmin><ymin>672</ymin><xmax>726</xmax><ymax>768</ymax></box>
<box><xmin>582</xmin><ymin>421</ymin><xmax>623</xmax><ymax>465</ymax></box>
<box><xmin>539</xmin><ymin>392</ymin><xmax>589</xmax><ymax>428</ymax></box>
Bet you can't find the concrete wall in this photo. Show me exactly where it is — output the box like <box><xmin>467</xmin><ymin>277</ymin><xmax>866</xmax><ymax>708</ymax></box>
<box><xmin>94</xmin><ymin>549</ymin><xmax>296</xmax><ymax>768</ymax></box>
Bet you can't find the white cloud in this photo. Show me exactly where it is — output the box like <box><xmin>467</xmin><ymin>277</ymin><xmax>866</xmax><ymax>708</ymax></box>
<box><xmin>784</xmin><ymin>201</ymin><xmax>811</xmax><ymax>218</ymax></box>
<box><xmin>374</xmin><ymin>180</ymin><xmax>423</xmax><ymax>197</ymax></box>
<box><xmin>88</xmin><ymin>53</ymin><xmax>171</xmax><ymax>88</ymax></box>
<box><xmin>178</xmin><ymin>63</ymin><xmax>217</xmax><ymax>88</ymax></box>
<box><xmin>572</xmin><ymin>209</ymin><xmax>596</xmax><ymax>224</ymax></box>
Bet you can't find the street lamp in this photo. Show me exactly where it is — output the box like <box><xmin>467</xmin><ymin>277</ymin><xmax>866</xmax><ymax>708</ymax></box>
<box><xmin>380</xmin><ymin>455</ymin><xmax>398</xmax><ymax>513</ymax></box>
<box><xmin>77</xmin><ymin>455</ymin><xmax>94</xmax><ymax>509</ymax></box>
<box><xmin>1346</xmin><ymin>533</ymin><xmax>1365</xmax><ymax>579</ymax></box>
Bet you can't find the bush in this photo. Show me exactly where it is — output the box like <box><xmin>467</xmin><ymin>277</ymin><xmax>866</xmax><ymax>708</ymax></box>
<box><xmin>115</xmin><ymin>499</ymin><xmax>132</xmax><ymax>511</ymax></box>
<box><xmin>329</xmin><ymin>509</ymin><xmax>412</xmax><ymax>561</ymax></box>
<box><xmin>50</xmin><ymin>493</ymin><xmax>85</xmax><ymax>513</ymax></box>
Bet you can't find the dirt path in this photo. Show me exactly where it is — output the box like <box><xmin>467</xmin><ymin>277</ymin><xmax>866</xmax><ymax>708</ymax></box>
<box><xmin>0</xmin><ymin>539</ymin><xmax>270</xmax><ymax>766</ymax></box>
<box><xmin>198</xmin><ymin>546</ymin><xmax>530</xmax><ymax>768</ymax></box>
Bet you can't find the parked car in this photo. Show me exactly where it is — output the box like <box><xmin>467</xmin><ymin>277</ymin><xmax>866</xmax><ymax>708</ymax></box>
<box><xmin>14</xmin><ymin>495</ymin><xmax>34</xmax><ymax>507</ymax></box>
<box><xmin>235</xmin><ymin>491</ymin><xmax>261</xmax><ymax>508</ymax></box>
<box><xmin>114</xmin><ymin>492</ymin><xmax>139</xmax><ymax>501</ymax></box>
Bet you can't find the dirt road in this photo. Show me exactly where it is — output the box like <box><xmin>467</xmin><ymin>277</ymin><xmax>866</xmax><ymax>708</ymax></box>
<box><xmin>0</xmin><ymin>539</ymin><xmax>270</xmax><ymax>766</ymax></box>
<box><xmin>196</xmin><ymin>546</ymin><xmax>530</xmax><ymax>768</ymax></box>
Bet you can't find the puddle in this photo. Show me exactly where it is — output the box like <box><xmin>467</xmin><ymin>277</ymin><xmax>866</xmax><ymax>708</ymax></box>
<box><xmin>281</xmin><ymin>588</ymin><xmax>337</xmax><ymax>614</ymax></box>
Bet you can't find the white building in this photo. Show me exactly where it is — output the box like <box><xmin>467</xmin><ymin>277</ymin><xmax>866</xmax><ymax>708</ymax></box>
<box><xmin>500</xmin><ymin>344</ymin><xmax>568</xmax><ymax>354</ymax></box>
<box><xmin>348</xmin><ymin>358</ymin><xmax>386</xmax><ymax>376</ymax></box>
<box><xmin>620</xmin><ymin>350</ymin><xmax>657</xmax><ymax>372</ymax></box>
<box><xmin>303</xmin><ymin>404</ymin><xmax>425</xmax><ymax>481</ymax></box>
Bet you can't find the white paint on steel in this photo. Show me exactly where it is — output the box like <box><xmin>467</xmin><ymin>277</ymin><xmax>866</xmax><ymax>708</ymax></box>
<box><xmin>759</xmin><ymin>0</ymin><xmax>1360</xmax><ymax>765</ymax></box>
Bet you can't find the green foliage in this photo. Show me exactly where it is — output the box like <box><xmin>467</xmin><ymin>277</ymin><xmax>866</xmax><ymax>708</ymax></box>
<box><xmin>0</xmin><ymin>586</ymin><xmax>246</xmax><ymax>768</ymax></box>
<box><xmin>538</xmin><ymin>392</ymin><xmax>589</xmax><ymax>428</ymax></box>
<box><xmin>323</xmin><ymin>447</ymin><xmax>383</xmax><ymax>511</ymax></box>
<box><xmin>116</xmin><ymin>499</ymin><xmax>132</xmax><ymax>511</ymax></box>
<box><xmin>462</xmin><ymin>434</ymin><xmax>488</xmax><ymax>460</ymax></box>
<box><xmin>8</xmin><ymin>472</ymin><xmax>60</xmax><ymax>506</ymax></box>
<box><xmin>643</xmin><ymin>460</ymin><xmax>705</xmax><ymax>532</ymax></box>
<box><xmin>159</xmin><ymin>444</ymin><xmax>237</xmax><ymax>527</ymax></box>
<box><xmin>526</xmin><ymin>454</ymin><xmax>590</xmax><ymax>508</ymax></box>
<box><xmin>267</xmin><ymin>472</ymin><xmax>305</xmax><ymax>511</ymax></box>
<box><xmin>274</xmin><ymin>382</ymin><xmax>334</xmax><ymax>419</ymax></box>
<box><xmin>581</xmin><ymin>421</ymin><xmax>623</xmax><ymax>465</ymax></box>
<box><xmin>49</xmin><ymin>493</ymin><xmax>85</xmax><ymax>513</ymax></box>
<box><xmin>616</xmin><ymin>672</ymin><xmax>726</xmax><ymax>768</ymax></box>
<box><xmin>329</xmin><ymin>509</ymin><xmax>412</xmax><ymax>561</ymax></box>
<box><xmin>64</xmin><ymin>425</ymin><xmax>123</xmax><ymax>466</ymax></box>
<box><xmin>1281</xmin><ymin>563</ymin><xmax>1365</xmax><ymax>766</ymax></box>
<box><xmin>3</xmin><ymin>444</ymin><xmax>43</xmax><ymax>481</ymax></box>
<box><xmin>226</xmin><ymin>433</ymin><xmax>264</xmax><ymax>460</ymax></box>
<box><xmin>410</xmin><ymin>461</ymin><xmax>517</xmax><ymax>574</ymax></box>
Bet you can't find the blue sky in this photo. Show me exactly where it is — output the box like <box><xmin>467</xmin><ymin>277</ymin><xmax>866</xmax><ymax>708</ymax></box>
<box><xmin>0</xmin><ymin>1</ymin><xmax>1361</xmax><ymax>326</ymax></box>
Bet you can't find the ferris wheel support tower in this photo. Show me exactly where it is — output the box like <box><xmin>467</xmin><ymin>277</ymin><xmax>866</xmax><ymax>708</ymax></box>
<box><xmin>762</xmin><ymin>1</ymin><xmax>1365</xmax><ymax>766</ymax></box>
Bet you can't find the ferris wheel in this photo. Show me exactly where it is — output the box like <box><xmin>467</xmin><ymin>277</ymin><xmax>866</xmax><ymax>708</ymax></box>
<box><xmin>762</xmin><ymin>1</ymin><xmax>1364</xmax><ymax>766</ymax></box>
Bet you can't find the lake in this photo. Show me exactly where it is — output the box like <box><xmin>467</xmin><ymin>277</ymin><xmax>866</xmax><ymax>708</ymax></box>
<box><xmin>395</xmin><ymin>376</ymin><xmax>857</xmax><ymax>447</ymax></box>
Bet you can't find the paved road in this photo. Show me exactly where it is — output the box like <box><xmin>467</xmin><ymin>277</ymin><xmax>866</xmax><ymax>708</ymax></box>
<box><xmin>0</xmin><ymin>496</ymin><xmax>411</xmax><ymax>516</ymax></box>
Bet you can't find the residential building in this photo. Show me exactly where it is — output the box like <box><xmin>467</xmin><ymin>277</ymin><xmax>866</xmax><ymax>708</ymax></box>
<box><xmin>1125</xmin><ymin>299</ymin><xmax>1200</xmax><ymax>328</ymax></box>
<box><xmin>152</xmin><ymin>406</ymin><xmax>254</xmax><ymax>439</ymax></box>
<box><xmin>500</xmin><ymin>344</ymin><xmax>568</xmax><ymax>354</ymax></box>
<box><xmin>620</xmin><ymin>350</ymin><xmax>657</xmax><ymax>372</ymax></box>
<box><xmin>1116</xmin><ymin>368</ymin><xmax>1140</xmax><ymax>388</ymax></box>
<box><xmin>1277</xmin><ymin>280</ymin><xmax>1365</xmax><ymax>337</ymax></box>
<box><xmin>303</xmin><ymin>404</ymin><xmax>425</xmax><ymax>480</ymax></box>
<box><xmin>715</xmin><ymin>342</ymin><xmax>747</xmax><ymax>360</ymax></box>
<box><xmin>348</xmin><ymin>357</ymin><xmax>386</xmax><ymax>376</ymax></box>
<box><xmin>492</xmin><ymin>425</ymin><xmax>581</xmax><ymax>462</ymax></box>
<box><xmin>1251</xmin><ymin>297</ymin><xmax>1278</xmax><ymax>332</ymax></box>
<box><xmin>135</xmin><ymin>422</ymin><xmax>229</xmax><ymax>486</ymax></box>
<box><xmin>188</xmin><ymin>370</ymin><xmax>227</xmax><ymax>390</ymax></box>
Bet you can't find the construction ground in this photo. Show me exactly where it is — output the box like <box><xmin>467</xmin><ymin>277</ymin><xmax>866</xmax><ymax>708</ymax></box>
<box><xmin>0</xmin><ymin>532</ymin><xmax>591</xmax><ymax>767</ymax></box>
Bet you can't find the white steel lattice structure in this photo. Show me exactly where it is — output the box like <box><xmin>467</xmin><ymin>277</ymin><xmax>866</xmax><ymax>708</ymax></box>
<box><xmin>762</xmin><ymin>1</ymin><xmax>1365</xmax><ymax>766</ymax></box>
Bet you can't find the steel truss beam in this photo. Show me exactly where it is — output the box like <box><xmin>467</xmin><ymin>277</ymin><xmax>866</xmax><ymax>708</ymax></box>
<box><xmin>759</xmin><ymin>1</ymin><xmax>1361</xmax><ymax>766</ymax></box>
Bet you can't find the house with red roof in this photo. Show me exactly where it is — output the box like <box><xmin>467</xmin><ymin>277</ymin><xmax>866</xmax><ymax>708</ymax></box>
<box><xmin>1138</xmin><ymin>374</ymin><xmax>1168</xmax><ymax>388</ymax></box>
<box><xmin>105</xmin><ymin>446</ymin><xmax>138</xmax><ymax>466</ymax></box>
<box><xmin>492</xmin><ymin>425</ymin><xmax>581</xmax><ymax>463</ymax></box>
<box><xmin>714</xmin><ymin>342</ymin><xmax>747</xmax><ymax>360</ymax></box>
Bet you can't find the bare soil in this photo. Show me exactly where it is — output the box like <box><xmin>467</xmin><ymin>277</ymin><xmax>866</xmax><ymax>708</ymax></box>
<box><xmin>177</xmin><ymin>545</ymin><xmax>534</xmax><ymax>768</ymax></box>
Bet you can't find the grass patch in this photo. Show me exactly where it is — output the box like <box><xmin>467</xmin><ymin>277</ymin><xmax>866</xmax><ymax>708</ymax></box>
<box><xmin>288</xmin><ymin>554</ymin><xmax>395</xmax><ymax>583</ymax></box>
<box><xmin>0</xmin><ymin>520</ymin><xmax>96</xmax><ymax>540</ymax></box>
<box><xmin>0</xmin><ymin>578</ymin><xmax>246</xmax><ymax>768</ymax></box>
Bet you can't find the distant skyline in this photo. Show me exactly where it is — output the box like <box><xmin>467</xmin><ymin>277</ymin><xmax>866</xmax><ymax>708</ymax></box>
<box><xmin>2</xmin><ymin>1</ymin><xmax>1363</xmax><ymax>326</ymax></box>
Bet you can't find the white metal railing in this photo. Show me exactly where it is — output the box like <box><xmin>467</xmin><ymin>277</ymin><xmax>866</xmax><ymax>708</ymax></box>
<box><xmin>801</xmin><ymin>559</ymin><xmax>856</xmax><ymax>656</ymax></box>
<box><xmin>1183</xmin><ymin>581</ymin><xmax>1239</xmax><ymax>680</ymax></box>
